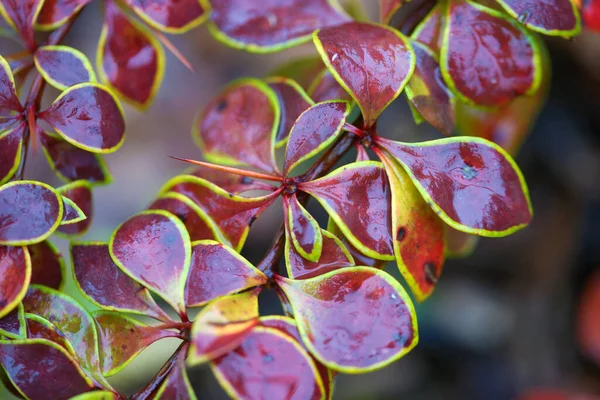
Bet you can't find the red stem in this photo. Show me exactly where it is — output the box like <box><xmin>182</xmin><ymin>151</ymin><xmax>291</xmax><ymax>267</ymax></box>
<box><xmin>154</xmin><ymin>321</ymin><xmax>192</xmax><ymax>331</ymax></box>
<box><xmin>131</xmin><ymin>342</ymin><xmax>187</xmax><ymax>400</ymax></box>
<box><xmin>343</xmin><ymin>122</ymin><xmax>366</xmax><ymax>138</ymax></box>
<box><xmin>170</xmin><ymin>156</ymin><xmax>284</xmax><ymax>182</ymax></box>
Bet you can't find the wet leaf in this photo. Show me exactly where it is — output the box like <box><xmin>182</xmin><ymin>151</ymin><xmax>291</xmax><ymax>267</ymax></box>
<box><xmin>326</xmin><ymin>218</ymin><xmax>387</xmax><ymax>269</ymax></box>
<box><xmin>39</xmin><ymin>83</ymin><xmax>126</xmax><ymax>153</ymax></box>
<box><xmin>266</xmin><ymin>77</ymin><xmax>314</xmax><ymax>146</ymax></box>
<box><xmin>314</xmin><ymin>22</ymin><xmax>414</xmax><ymax>128</ymax></box>
<box><xmin>308</xmin><ymin>69</ymin><xmax>352</xmax><ymax>103</ymax></box>
<box><xmin>496</xmin><ymin>0</ymin><xmax>580</xmax><ymax>37</ymax></box>
<box><xmin>28</xmin><ymin>240</ymin><xmax>65</xmax><ymax>290</ymax></box>
<box><xmin>209</xmin><ymin>0</ymin><xmax>349</xmax><ymax>52</ymax></box>
<box><xmin>153</xmin><ymin>349</ymin><xmax>197</xmax><ymax>399</ymax></box>
<box><xmin>0</xmin><ymin>303</ymin><xmax>25</xmax><ymax>339</ymax></box>
<box><xmin>376</xmin><ymin>136</ymin><xmax>533</xmax><ymax>236</ymax></box>
<box><xmin>34</xmin><ymin>45</ymin><xmax>96</xmax><ymax>91</ymax></box>
<box><xmin>0</xmin><ymin>0</ymin><xmax>43</xmax><ymax>51</ymax></box>
<box><xmin>36</xmin><ymin>0</ymin><xmax>92</xmax><ymax>30</ymax></box>
<box><xmin>185</xmin><ymin>240</ymin><xmax>267</xmax><ymax>308</ymax></box>
<box><xmin>25</xmin><ymin>313</ymin><xmax>76</xmax><ymax>355</ymax></box>
<box><xmin>275</xmin><ymin>267</ymin><xmax>418</xmax><ymax>373</ymax></box>
<box><xmin>56</xmin><ymin>180</ymin><xmax>93</xmax><ymax>236</ymax></box>
<box><xmin>284</xmin><ymin>194</ymin><xmax>323</xmax><ymax>262</ymax></box>
<box><xmin>0</xmin><ymin>55</ymin><xmax>23</xmax><ymax>112</ymax></box>
<box><xmin>0</xmin><ymin>121</ymin><xmax>24</xmax><ymax>185</ymax></box>
<box><xmin>125</xmin><ymin>0</ymin><xmax>207</xmax><ymax>33</ymax></box>
<box><xmin>411</xmin><ymin>3</ymin><xmax>444</xmax><ymax>53</ymax></box>
<box><xmin>0</xmin><ymin>181</ymin><xmax>63</xmax><ymax>245</ymax></box>
<box><xmin>71</xmin><ymin>242</ymin><xmax>170</xmax><ymax>321</ymax></box>
<box><xmin>380</xmin><ymin>0</ymin><xmax>405</xmax><ymax>23</ymax></box>
<box><xmin>60</xmin><ymin>195</ymin><xmax>86</xmax><ymax>225</ymax></box>
<box><xmin>109</xmin><ymin>210</ymin><xmax>192</xmax><ymax>315</ymax></box>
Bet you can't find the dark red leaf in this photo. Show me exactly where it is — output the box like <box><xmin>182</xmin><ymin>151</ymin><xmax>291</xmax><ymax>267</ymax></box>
<box><xmin>376</xmin><ymin>136</ymin><xmax>533</xmax><ymax>236</ymax></box>
<box><xmin>441</xmin><ymin>0</ymin><xmax>541</xmax><ymax>107</ymax></box>
<box><xmin>0</xmin><ymin>339</ymin><xmax>94</xmax><ymax>398</ymax></box>
<box><xmin>0</xmin><ymin>181</ymin><xmax>63</xmax><ymax>245</ymax></box>
<box><xmin>411</xmin><ymin>3</ymin><xmax>444</xmax><ymax>53</ymax></box>
<box><xmin>266</xmin><ymin>77</ymin><xmax>314</xmax><ymax>146</ymax></box>
<box><xmin>496</xmin><ymin>0</ymin><xmax>580</xmax><ymax>37</ymax></box>
<box><xmin>284</xmin><ymin>100</ymin><xmax>350</xmax><ymax>175</ymax></box>
<box><xmin>0</xmin><ymin>302</ymin><xmax>25</xmax><ymax>339</ymax></box>
<box><xmin>34</xmin><ymin>45</ymin><xmax>96</xmax><ymax>90</ymax></box>
<box><xmin>125</xmin><ymin>0</ymin><xmax>207</xmax><ymax>33</ymax></box>
<box><xmin>0</xmin><ymin>55</ymin><xmax>23</xmax><ymax>112</ymax></box>
<box><xmin>327</xmin><ymin>218</ymin><xmax>387</xmax><ymax>269</ymax></box>
<box><xmin>153</xmin><ymin>349</ymin><xmax>195</xmax><ymax>399</ymax></box>
<box><xmin>98</xmin><ymin>0</ymin><xmax>164</xmax><ymax>109</ymax></box>
<box><xmin>36</xmin><ymin>0</ymin><xmax>92</xmax><ymax>29</ymax></box>
<box><xmin>109</xmin><ymin>210</ymin><xmax>191</xmax><ymax>315</ymax></box>
<box><xmin>0</xmin><ymin>0</ymin><xmax>43</xmax><ymax>51</ymax></box>
<box><xmin>60</xmin><ymin>196</ymin><xmax>84</xmax><ymax>225</ymax></box>
<box><xmin>185</xmin><ymin>240</ymin><xmax>267</xmax><ymax>307</ymax></box>
<box><xmin>25</xmin><ymin>313</ymin><xmax>75</xmax><ymax>355</ymax></box>
<box><xmin>71</xmin><ymin>242</ymin><xmax>171</xmax><ymax>321</ymax></box>
<box><xmin>283</xmin><ymin>194</ymin><xmax>322</xmax><ymax>262</ymax></box>
<box><xmin>209</xmin><ymin>0</ymin><xmax>350</xmax><ymax>52</ymax></box>
<box><xmin>0</xmin><ymin>121</ymin><xmax>25</xmax><ymax>185</ymax></box>
<box><xmin>308</xmin><ymin>69</ymin><xmax>352</xmax><ymax>103</ymax></box>
<box><xmin>299</xmin><ymin>162</ymin><xmax>394</xmax><ymax>260</ymax></box>
<box><xmin>380</xmin><ymin>0</ymin><xmax>405</xmax><ymax>23</ymax></box>
<box><xmin>28</xmin><ymin>240</ymin><xmax>65</xmax><ymax>290</ymax></box>
<box><xmin>578</xmin><ymin>270</ymin><xmax>600</xmax><ymax>367</ymax></box>
<box><xmin>56</xmin><ymin>180</ymin><xmax>93</xmax><ymax>236</ymax></box>
<box><xmin>314</xmin><ymin>22</ymin><xmax>414</xmax><ymax>128</ymax></box>
<box><xmin>582</xmin><ymin>0</ymin><xmax>600</xmax><ymax>31</ymax></box>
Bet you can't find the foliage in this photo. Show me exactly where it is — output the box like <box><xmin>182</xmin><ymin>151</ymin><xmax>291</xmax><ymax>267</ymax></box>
<box><xmin>0</xmin><ymin>0</ymin><xmax>596</xmax><ymax>399</ymax></box>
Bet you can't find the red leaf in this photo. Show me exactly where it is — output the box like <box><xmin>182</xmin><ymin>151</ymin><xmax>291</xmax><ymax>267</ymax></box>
<box><xmin>153</xmin><ymin>349</ymin><xmax>196</xmax><ymax>399</ymax></box>
<box><xmin>98</xmin><ymin>0</ymin><xmax>164</xmax><ymax>109</ymax></box>
<box><xmin>0</xmin><ymin>181</ymin><xmax>63</xmax><ymax>245</ymax></box>
<box><xmin>411</xmin><ymin>3</ymin><xmax>444</xmax><ymax>53</ymax></box>
<box><xmin>376</xmin><ymin>136</ymin><xmax>533</xmax><ymax>236</ymax></box>
<box><xmin>56</xmin><ymin>180</ymin><xmax>93</xmax><ymax>237</ymax></box>
<box><xmin>0</xmin><ymin>304</ymin><xmax>25</xmax><ymax>339</ymax></box>
<box><xmin>109</xmin><ymin>210</ymin><xmax>192</xmax><ymax>315</ymax></box>
<box><xmin>299</xmin><ymin>162</ymin><xmax>394</xmax><ymax>260</ymax></box>
<box><xmin>0</xmin><ymin>55</ymin><xmax>23</xmax><ymax>112</ymax></box>
<box><xmin>582</xmin><ymin>0</ymin><xmax>600</xmax><ymax>31</ymax></box>
<box><xmin>0</xmin><ymin>0</ymin><xmax>43</xmax><ymax>51</ymax></box>
<box><xmin>275</xmin><ymin>267</ymin><xmax>418</xmax><ymax>372</ymax></box>
<box><xmin>209</xmin><ymin>0</ymin><xmax>350</xmax><ymax>52</ymax></box>
<box><xmin>25</xmin><ymin>314</ymin><xmax>75</xmax><ymax>355</ymax></box>
<box><xmin>125</xmin><ymin>0</ymin><xmax>208</xmax><ymax>33</ymax></box>
<box><xmin>380</xmin><ymin>0</ymin><xmax>405</xmax><ymax>24</ymax></box>
<box><xmin>39</xmin><ymin>83</ymin><xmax>126</xmax><ymax>153</ymax></box>
<box><xmin>28</xmin><ymin>240</ymin><xmax>65</xmax><ymax>290</ymax></box>
<box><xmin>0</xmin><ymin>121</ymin><xmax>25</xmax><ymax>185</ymax></box>
<box><xmin>36</xmin><ymin>0</ymin><xmax>92</xmax><ymax>30</ymax></box>
<box><xmin>496</xmin><ymin>0</ymin><xmax>581</xmax><ymax>37</ymax></box>
<box><xmin>266</xmin><ymin>77</ymin><xmax>313</xmax><ymax>146</ymax></box>
<box><xmin>314</xmin><ymin>22</ymin><xmax>414</xmax><ymax>128</ymax></box>
<box><xmin>577</xmin><ymin>270</ymin><xmax>600</xmax><ymax>367</ymax></box>
<box><xmin>34</xmin><ymin>45</ymin><xmax>96</xmax><ymax>91</ymax></box>
<box><xmin>327</xmin><ymin>218</ymin><xmax>387</xmax><ymax>269</ymax></box>
<box><xmin>71</xmin><ymin>242</ymin><xmax>171</xmax><ymax>322</ymax></box>
<box><xmin>308</xmin><ymin>69</ymin><xmax>352</xmax><ymax>103</ymax></box>
<box><xmin>441</xmin><ymin>0</ymin><xmax>541</xmax><ymax>107</ymax></box>
<box><xmin>0</xmin><ymin>246</ymin><xmax>30</xmax><ymax>319</ymax></box>
<box><xmin>284</xmin><ymin>194</ymin><xmax>323</xmax><ymax>262</ymax></box>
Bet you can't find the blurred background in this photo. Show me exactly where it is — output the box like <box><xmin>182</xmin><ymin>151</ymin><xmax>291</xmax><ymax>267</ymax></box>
<box><xmin>2</xmin><ymin>1</ymin><xmax>600</xmax><ymax>399</ymax></box>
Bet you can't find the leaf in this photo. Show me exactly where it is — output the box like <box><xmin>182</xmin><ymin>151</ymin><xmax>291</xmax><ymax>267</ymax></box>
<box><xmin>38</xmin><ymin>83</ymin><xmax>125</xmax><ymax>153</ymax></box>
<box><xmin>125</xmin><ymin>0</ymin><xmax>208</xmax><ymax>34</ymax></box>
<box><xmin>379</xmin><ymin>154</ymin><xmax>445</xmax><ymax>302</ymax></box>
<box><xmin>34</xmin><ymin>45</ymin><xmax>96</xmax><ymax>91</ymax></box>
<box><xmin>269</xmin><ymin>56</ymin><xmax>324</xmax><ymax>88</ymax></box>
<box><xmin>283</xmin><ymin>194</ymin><xmax>323</xmax><ymax>262</ymax></box>
<box><xmin>275</xmin><ymin>267</ymin><xmax>418</xmax><ymax>373</ymax></box>
<box><xmin>71</xmin><ymin>242</ymin><xmax>170</xmax><ymax>322</ymax></box>
<box><xmin>283</xmin><ymin>100</ymin><xmax>350</xmax><ymax>175</ymax></box>
<box><xmin>185</xmin><ymin>240</ymin><xmax>267</xmax><ymax>308</ymax></box>
<box><xmin>0</xmin><ymin>55</ymin><xmax>23</xmax><ymax>112</ymax></box>
<box><xmin>0</xmin><ymin>121</ymin><xmax>24</xmax><ymax>185</ymax></box>
<box><xmin>40</xmin><ymin>130</ymin><xmax>112</xmax><ymax>185</ymax></box>
<box><xmin>28</xmin><ymin>240</ymin><xmax>65</xmax><ymax>290</ymax></box>
<box><xmin>266</xmin><ymin>77</ymin><xmax>314</xmax><ymax>146</ymax></box>
<box><xmin>36</xmin><ymin>0</ymin><xmax>92</xmax><ymax>30</ymax></box>
<box><xmin>0</xmin><ymin>180</ymin><xmax>64</xmax><ymax>246</ymax></box>
<box><xmin>582</xmin><ymin>0</ymin><xmax>600</xmax><ymax>32</ymax></box>
<box><xmin>193</xmin><ymin>78</ymin><xmax>281</xmax><ymax>174</ymax></box>
<box><xmin>211</xmin><ymin>326</ymin><xmax>325</xmax><ymax>400</ymax></box>
<box><xmin>0</xmin><ymin>0</ymin><xmax>44</xmax><ymax>51</ymax></box>
<box><xmin>25</xmin><ymin>313</ymin><xmax>76</xmax><ymax>355</ymax></box>
<box><xmin>56</xmin><ymin>180</ymin><xmax>93</xmax><ymax>236</ymax></box>
<box><xmin>160</xmin><ymin>175</ymin><xmax>279</xmax><ymax>251</ymax></box>
<box><xmin>94</xmin><ymin>311</ymin><xmax>178</xmax><ymax>376</ymax></box>
<box><xmin>60</xmin><ymin>195</ymin><xmax>86</xmax><ymax>225</ymax></box>
<box><xmin>441</xmin><ymin>0</ymin><xmax>542</xmax><ymax>107</ymax></box>
<box><xmin>299</xmin><ymin>161</ymin><xmax>394</xmax><ymax>260</ymax></box>
<box><xmin>109</xmin><ymin>210</ymin><xmax>192</xmax><ymax>315</ymax></box>
<box><xmin>97</xmin><ymin>0</ymin><xmax>164</xmax><ymax>110</ymax></box>
<box><xmin>411</xmin><ymin>3</ymin><xmax>444</xmax><ymax>53</ymax></box>
<box><xmin>380</xmin><ymin>0</ymin><xmax>405</xmax><ymax>24</ymax></box>
<box><xmin>0</xmin><ymin>339</ymin><xmax>94</xmax><ymax>399</ymax></box>
<box><xmin>314</xmin><ymin>22</ymin><xmax>415</xmax><ymax>128</ymax></box>
<box><xmin>153</xmin><ymin>349</ymin><xmax>197</xmax><ymax>400</ymax></box>
<box><xmin>376</xmin><ymin>136</ymin><xmax>533</xmax><ymax>236</ymax></box>
<box><xmin>405</xmin><ymin>41</ymin><xmax>454</xmax><ymax>135</ymax></box>
<box><xmin>308</xmin><ymin>69</ymin><xmax>352</xmax><ymax>103</ymax></box>
<box><xmin>577</xmin><ymin>270</ymin><xmax>600</xmax><ymax>367</ymax></box>
<box><xmin>209</xmin><ymin>0</ymin><xmax>350</xmax><ymax>53</ymax></box>
<box><xmin>0</xmin><ymin>303</ymin><xmax>25</xmax><ymax>339</ymax></box>
<box><xmin>327</xmin><ymin>218</ymin><xmax>386</xmax><ymax>269</ymax></box>
<box><xmin>495</xmin><ymin>0</ymin><xmax>581</xmax><ymax>37</ymax></box>
<box><xmin>70</xmin><ymin>391</ymin><xmax>117</xmax><ymax>400</ymax></box>
<box><xmin>187</xmin><ymin>290</ymin><xmax>260</xmax><ymax>366</ymax></box>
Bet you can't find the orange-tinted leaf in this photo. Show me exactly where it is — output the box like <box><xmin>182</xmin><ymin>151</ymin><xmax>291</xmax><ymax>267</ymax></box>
<box><xmin>496</xmin><ymin>0</ymin><xmax>580</xmax><ymax>37</ymax></box>
<box><xmin>0</xmin><ymin>121</ymin><xmax>24</xmax><ymax>185</ymax></box>
<box><xmin>36</xmin><ymin>0</ymin><xmax>92</xmax><ymax>30</ymax></box>
<box><xmin>153</xmin><ymin>349</ymin><xmax>196</xmax><ymax>399</ymax></box>
<box><xmin>28</xmin><ymin>240</ymin><xmax>65</xmax><ymax>290</ymax></box>
<box><xmin>125</xmin><ymin>0</ymin><xmax>207</xmax><ymax>33</ymax></box>
<box><xmin>56</xmin><ymin>180</ymin><xmax>93</xmax><ymax>237</ymax></box>
<box><xmin>411</xmin><ymin>3</ymin><xmax>444</xmax><ymax>53</ymax></box>
<box><xmin>314</xmin><ymin>22</ymin><xmax>414</xmax><ymax>128</ymax></box>
<box><xmin>0</xmin><ymin>304</ymin><xmax>25</xmax><ymax>339</ymax></box>
<box><xmin>185</xmin><ymin>240</ymin><xmax>267</xmax><ymax>307</ymax></box>
<box><xmin>0</xmin><ymin>0</ymin><xmax>43</xmax><ymax>50</ymax></box>
<box><xmin>577</xmin><ymin>270</ymin><xmax>600</xmax><ymax>366</ymax></box>
<box><xmin>0</xmin><ymin>246</ymin><xmax>30</xmax><ymax>319</ymax></box>
<box><xmin>275</xmin><ymin>267</ymin><xmax>418</xmax><ymax>373</ymax></box>
<box><xmin>284</xmin><ymin>194</ymin><xmax>323</xmax><ymax>262</ymax></box>
<box><xmin>266</xmin><ymin>77</ymin><xmax>313</xmax><ymax>146</ymax></box>
<box><xmin>441</xmin><ymin>0</ymin><xmax>541</xmax><ymax>107</ymax></box>
<box><xmin>0</xmin><ymin>55</ymin><xmax>23</xmax><ymax>112</ymax></box>
<box><xmin>380</xmin><ymin>0</ymin><xmax>405</xmax><ymax>23</ymax></box>
<box><xmin>34</xmin><ymin>45</ymin><xmax>96</xmax><ymax>91</ymax></box>
<box><xmin>308</xmin><ymin>69</ymin><xmax>352</xmax><ymax>103</ymax></box>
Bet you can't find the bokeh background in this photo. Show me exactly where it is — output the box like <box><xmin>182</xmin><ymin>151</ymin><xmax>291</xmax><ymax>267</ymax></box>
<box><xmin>2</xmin><ymin>1</ymin><xmax>600</xmax><ymax>399</ymax></box>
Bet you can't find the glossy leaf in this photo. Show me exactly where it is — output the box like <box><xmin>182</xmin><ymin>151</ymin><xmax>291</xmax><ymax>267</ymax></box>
<box><xmin>40</xmin><ymin>130</ymin><xmax>112</xmax><ymax>185</ymax></box>
<box><xmin>376</xmin><ymin>136</ymin><xmax>533</xmax><ymax>236</ymax></box>
<box><xmin>60</xmin><ymin>196</ymin><xmax>86</xmax><ymax>225</ymax></box>
<box><xmin>56</xmin><ymin>180</ymin><xmax>93</xmax><ymax>236</ymax></box>
<box><xmin>441</xmin><ymin>0</ymin><xmax>541</xmax><ymax>107</ymax></box>
<box><xmin>36</xmin><ymin>0</ymin><xmax>92</xmax><ymax>30</ymax></box>
<box><xmin>98</xmin><ymin>0</ymin><xmax>164</xmax><ymax>109</ymax></box>
<box><xmin>275</xmin><ymin>267</ymin><xmax>418</xmax><ymax>373</ymax></box>
<box><xmin>266</xmin><ymin>77</ymin><xmax>314</xmax><ymax>146</ymax></box>
<box><xmin>308</xmin><ymin>69</ymin><xmax>352</xmax><ymax>103</ymax></box>
<box><xmin>39</xmin><ymin>83</ymin><xmax>125</xmax><ymax>153</ymax></box>
<box><xmin>160</xmin><ymin>175</ymin><xmax>279</xmax><ymax>251</ymax></box>
<box><xmin>34</xmin><ymin>45</ymin><xmax>96</xmax><ymax>91</ymax></box>
<box><xmin>299</xmin><ymin>162</ymin><xmax>394</xmax><ymax>260</ymax></box>
<box><xmin>0</xmin><ymin>339</ymin><xmax>94</xmax><ymax>399</ymax></box>
<box><xmin>411</xmin><ymin>3</ymin><xmax>444</xmax><ymax>53</ymax></box>
<box><xmin>209</xmin><ymin>0</ymin><xmax>350</xmax><ymax>52</ymax></box>
<box><xmin>212</xmin><ymin>326</ymin><xmax>325</xmax><ymax>400</ymax></box>
<box><xmin>0</xmin><ymin>181</ymin><xmax>63</xmax><ymax>246</ymax></box>
<box><xmin>125</xmin><ymin>0</ymin><xmax>208</xmax><ymax>34</ymax></box>
<box><xmin>0</xmin><ymin>301</ymin><xmax>24</xmax><ymax>339</ymax></box>
<box><xmin>495</xmin><ymin>0</ymin><xmax>580</xmax><ymax>37</ymax></box>
<box><xmin>109</xmin><ymin>210</ymin><xmax>192</xmax><ymax>315</ymax></box>
<box><xmin>314</xmin><ymin>22</ymin><xmax>415</xmax><ymax>128</ymax></box>
<box><xmin>578</xmin><ymin>270</ymin><xmax>600</xmax><ymax>366</ymax></box>
<box><xmin>0</xmin><ymin>121</ymin><xmax>24</xmax><ymax>185</ymax></box>
<box><xmin>193</xmin><ymin>79</ymin><xmax>280</xmax><ymax>174</ymax></box>
<box><xmin>326</xmin><ymin>218</ymin><xmax>387</xmax><ymax>269</ymax></box>
<box><xmin>187</xmin><ymin>290</ymin><xmax>260</xmax><ymax>366</ymax></box>
<box><xmin>380</xmin><ymin>154</ymin><xmax>445</xmax><ymax>302</ymax></box>
<box><xmin>405</xmin><ymin>41</ymin><xmax>454</xmax><ymax>135</ymax></box>
<box><xmin>380</xmin><ymin>0</ymin><xmax>405</xmax><ymax>23</ymax></box>
<box><xmin>25</xmin><ymin>313</ymin><xmax>76</xmax><ymax>355</ymax></box>
<box><xmin>94</xmin><ymin>311</ymin><xmax>177</xmax><ymax>376</ymax></box>
<box><xmin>284</xmin><ymin>194</ymin><xmax>323</xmax><ymax>262</ymax></box>
<box><xmin>70</xmin><ymin>391</ymin><xmax>117</xmax><ymax>400</ymax></box>
<box><xmin>28</xmin><ymin>240</ymin><xmax>65</xmax><ymax>290</ymax></box>
<box><xmin>284</xmin><ymin>100</ymin><xmax>350</xmax><ymax>175</ymax></box>
<box><xmin>185</xmin><ymin>240</ymin><xmax>267</xmax><ymax>307</ymax></box>
<box><xmin>0</xmin><ymin>0</ymin><xmax>43</xmax><ymax>50</ymax></box>
<box><xmin>153</xmin><ymin>350</ymin><xmax>197</xmax><ymax>400</ymax></box>
<box><xmin>0</xmin><ymin>55</ymin><xmax>23</xmax><ymax>112</ymax></box>
<box><xmin>71</xmin><ymin>242</ymin><xmax>170</xmax><ymax>321</ymax></box>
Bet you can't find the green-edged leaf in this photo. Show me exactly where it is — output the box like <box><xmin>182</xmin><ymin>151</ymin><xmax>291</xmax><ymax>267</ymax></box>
<box><xmin>495</xmin><ymin>0</ymin><xmax>581</xmax><ymax>38</ymax></box>
<box><xmin>411</xmin><ymin>3</ymin><xmax>444</xmax><ymax>53</ymax></box>
<box><xmin>0</xmin><ymin>246</ymin><xmax>30</xmax><ymax>319</ymax></box>
<box><xmin>25</xmin><ymin>313</ymin><xmax>76</xmax><ymax>356</ymax></box>
<box><xmin>56</xmin><ymin>180</ymin><xmax>93</xmax><ymax>237</ymax></box>
<box><xmin>327</xmin><ymin>218</ymin><xmax>387</xmax><ymax>269</ymax></box>
<box><xmin>0</xmin><ymin>0</ymin><xmax>44</xmax><ymax>52</ymax></box>
<box><xmin>69</xmin><ymin>391</ymin><xmax>117</xmax><ymax>400</ymax></box>
<box><xmin>60</xmin><ymin>196</ymin><xmax>86</xmax><ymax>225</ymax></box>
<box><xmin>0</xmin><ymin>55</ymin><xmax>22</xmax><ymax>112</ymax></box>
<box><xmin>308</xmin><ymin>69</ymin><xmax>352</xmax><ymax>103</ymax></box>
<box><xmin>283</xmin><ymin>194</ymin><xmax>323</xmax><ymax>262</ymax></box>
<box><xmin>380</xmin><ymin>0</ymin><xmax>405</xmax><ymax>24</ymax></box>
<box><xmin>0</xmin><ymin>121</ymin><xmax>25</xmax><ymax>185</ymax></box>
<box><xmin>28</xmin><ymin>240</ymin><xmax>65</xmax><ymax>290</ymax></box>
<box><xmin>0</xmin><ymin>303</ymin><xmax>25</xmax><ymax>339</ymax></box>
<box><xmin>34</xmin><ymin>45</ymin><xmax>96</xmax><ymax>91</ymax></box>
<box><xmin>36</xmin><ymin>0</ymin><xmax>92</xmax><ymax>30</ymax></box>
<box><xmin>125</xmin><ymin>0</ymin><xmax>208</xmax><ymax>34</ymax></box>
<box><xmin>153</xmin><ymin>349</ymin><xmax>197</xmax><ymax>400</ymax></box>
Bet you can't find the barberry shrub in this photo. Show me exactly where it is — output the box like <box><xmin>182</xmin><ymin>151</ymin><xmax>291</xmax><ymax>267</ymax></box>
<box><xmin>0</xmin><ymin>0</ymin><xmax>596</xmax><ymax>399</ymax></box>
